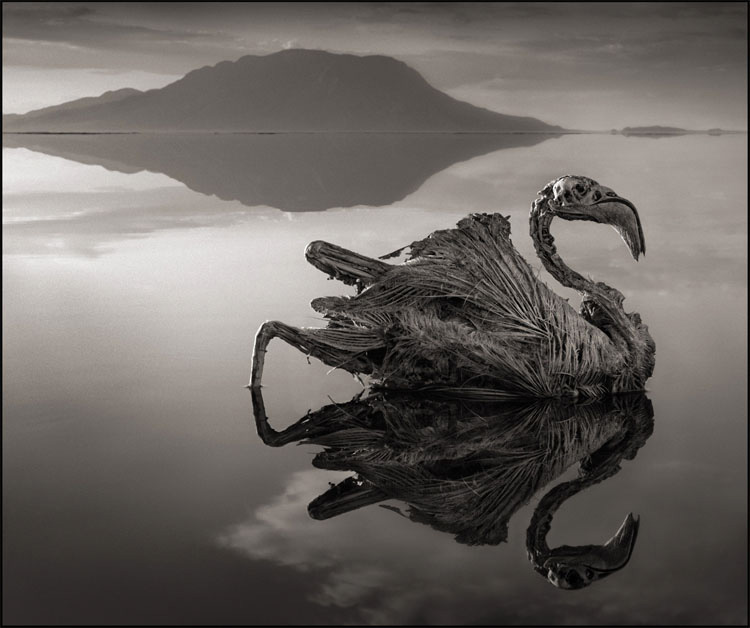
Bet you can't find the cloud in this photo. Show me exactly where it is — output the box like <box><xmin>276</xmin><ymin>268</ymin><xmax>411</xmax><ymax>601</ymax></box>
<box><xmin>217</xmin><ymin>469</ymin><xmax>521</xmax><ymax>624</ymax></box>
<box><xmin>217</xmin><ymin>462</ymin><xmax>748</xmax><ymax>624</ymax></box>
<box><xmin>2</xmin><ymin>2</ymin><xmax>246</xmax><ymax>75</ymax></box>
<box><xmin>2</xmin><ymin>3</ymin><xmax>218</xmax><ymax>46</ymax></box>
<box><xmin>1</xmin><ymin>182</ymin><xmax>261</xmax><ymax>257</ymax></box>
<box><xmin>2</xmin><ymin>2</ymin><xmax>746</xmax><ymax>129</ymax></box>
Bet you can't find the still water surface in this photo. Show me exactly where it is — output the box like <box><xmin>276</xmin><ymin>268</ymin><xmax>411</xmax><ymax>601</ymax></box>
<box><xmin>3</xmin><ymin>133</ymin><xmax>747</xmax><ymax>624</ymax></box>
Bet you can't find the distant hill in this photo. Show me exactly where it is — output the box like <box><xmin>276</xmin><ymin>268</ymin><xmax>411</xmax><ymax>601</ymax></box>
<box><xmin>619</xmin><ymin>126</ymin><xmax>692</xmax><ymax>136</ymax></box>
<box><xmin>2</xmin><ymin>50</ymin><xmax>563</xmax><ymax>133</ymax></box>
<box><xmin>616</xmin><ymin>126</ymin><xmax>740</xmax><ymax>136</ymax></box>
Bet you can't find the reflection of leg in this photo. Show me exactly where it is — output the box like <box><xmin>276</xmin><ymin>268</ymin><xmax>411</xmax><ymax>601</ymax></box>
<box><xmin>250</xmin><ymin>320</ymin><xmax>384</xmax><ymax>388</ymax></box>
<box><xmin>250</xmin><ymin>384</ymin><xmax>316</xmax><ymax>447</ymax></box>
<box><xmin>250</xmin><ymin>386</ymin><xmax>369</xmax><ymax>447</ymax></box>
<box><xmin>305</xmin><ymin>240</ymin><xmax>391</xmax><ymax>290</ymax></box>
<box><xmin>249</xmin><ymin>385</ymin><xmax>284</xmax><ymax>446</ymax></box>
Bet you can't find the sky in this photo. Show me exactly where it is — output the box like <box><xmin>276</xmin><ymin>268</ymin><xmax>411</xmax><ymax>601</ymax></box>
<box><xmin>2</xmin><ymin>2</ymin><xmax>747</xmax><ymax>130</ymax></box>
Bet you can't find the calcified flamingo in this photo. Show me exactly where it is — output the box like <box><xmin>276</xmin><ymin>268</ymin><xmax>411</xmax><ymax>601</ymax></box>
<box><xmin>250</xmin><ymin>175</ymin><xmax>655</xmax><ymax>398</ymax></box>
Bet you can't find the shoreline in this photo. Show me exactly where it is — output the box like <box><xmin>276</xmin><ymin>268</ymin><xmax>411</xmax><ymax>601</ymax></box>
<box><xmin>3</xmin><ymin>130</ymin><xmax>746</xmax><ymax>136</ymax></box>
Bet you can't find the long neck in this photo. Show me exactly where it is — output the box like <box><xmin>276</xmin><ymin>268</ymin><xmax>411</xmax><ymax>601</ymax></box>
<box><xmin>526</xmin><ymin>462</ymin><xmax>622</xmax><ymax>560</ymax></box>
<box><xmin>527</xmin><ymin>393</ymin><xmax>654</xmax><ymax>563</ymax></box>
<box><xmin>529</xmin><ymin>196</ymin><xmax>625</xmax><ymax>306</ymax></box>
<box><xmin>529</xmin><ymin>197</ymin><xmax>655</xmax><ymax>391</ymax></box>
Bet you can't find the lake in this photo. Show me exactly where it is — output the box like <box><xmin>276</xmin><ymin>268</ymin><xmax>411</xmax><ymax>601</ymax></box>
<box><xmin>3</xmin><ymin>132</ymin><xmax>747</xmax><ymax>625</ymax></box>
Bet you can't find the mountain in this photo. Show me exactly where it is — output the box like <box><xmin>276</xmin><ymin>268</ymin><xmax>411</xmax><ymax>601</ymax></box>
<box><xmin>2</xmin><ymin>49</ymin><xmax>562</xmax><ymax>133</ymax></box>
<box><xmin>2</xmin><ymin>89</ymin><xmax>142</xmax><ymax>128</ymax></box>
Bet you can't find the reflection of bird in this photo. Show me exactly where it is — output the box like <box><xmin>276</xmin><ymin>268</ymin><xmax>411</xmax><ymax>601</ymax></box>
<box><xmin>250</xmin><ymin>386</ymin><xmax>654</xmax><ymax>589</ymax></box>
<box><xmin>250</xmin><ymin>175</ymin><xmax>655</xmax><ymax>397</ymax></box>
<box><xmin>525</xmin><ymin>421</ymin><xmax>651</xmax><ymax>590</ymax></box>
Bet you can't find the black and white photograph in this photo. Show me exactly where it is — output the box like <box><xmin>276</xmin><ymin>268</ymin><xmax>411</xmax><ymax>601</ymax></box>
<box><xmin>2</xmin><ymin>2</ymin><xmax>747</xmax><ymax>625</ymax></box>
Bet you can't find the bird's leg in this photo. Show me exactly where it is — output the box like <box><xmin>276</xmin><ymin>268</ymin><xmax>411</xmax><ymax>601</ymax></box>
<box><xmin>305</xmin><ymin>240</ymin><xmax>391</xmax><ymax>292</ymax></box>
<box><xmin>249</xmin><ymin>320</ymin><xmax>277</xmax><ymax>389</ymax></box>
<box><xmin>250</xmin><ymin>320</ymin><xmax>380</xmax><ymax>389</ymax></box>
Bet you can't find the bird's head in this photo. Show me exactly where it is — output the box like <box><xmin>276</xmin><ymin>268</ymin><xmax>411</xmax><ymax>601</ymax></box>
<box><xmin>537</xmin><ymin>175</ymin><xmax>646</xmax><ymax>260</ymax></box>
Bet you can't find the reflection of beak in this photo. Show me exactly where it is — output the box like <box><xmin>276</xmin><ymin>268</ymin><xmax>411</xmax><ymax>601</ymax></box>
<box><xmin>542</xmin><ymin>512</ymin><xmax>641</xmax><ymax>578</ymax></box>
<box><xmin>595</xmin><ymin>512</ymin><xmax>640</xmax><ymax>573</ymax></box>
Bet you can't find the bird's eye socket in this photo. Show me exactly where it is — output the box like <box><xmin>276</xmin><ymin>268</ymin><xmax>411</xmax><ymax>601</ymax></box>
<box><xmin>574</xmin><ymin>184</ymin><xmax>585</xmax><ymax>194</ymax></box>
<box><xmin>565</xmin><ymin>570</ymin><xmax>584</xmax><ymax>587</ymax></box>
<box><xmin>592</xmin><ymin>191</ymin><xmax>602</xmax><ymax>201</ymax></box>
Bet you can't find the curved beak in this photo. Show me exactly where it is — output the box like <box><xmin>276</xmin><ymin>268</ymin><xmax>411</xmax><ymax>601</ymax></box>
<box><xmin>593</xmin><ymin>196</ymin><xmax>646</xmax><ymax>260</ymax></box>
<box><xmin>594</xmin><ymin>195</ymin><xmax>637</xmax><ymax>212</ymax></box>
<box><xmin>550</xmin><ymin>195</ymin><xmax>646</xmax><ymax>261</ymax></box>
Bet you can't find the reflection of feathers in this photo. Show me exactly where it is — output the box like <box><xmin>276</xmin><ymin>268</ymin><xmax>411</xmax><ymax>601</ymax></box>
<box><xmin>286</xmin><ymin>393</ymin><xmax>653</xmax><ymax>546</ymax></box>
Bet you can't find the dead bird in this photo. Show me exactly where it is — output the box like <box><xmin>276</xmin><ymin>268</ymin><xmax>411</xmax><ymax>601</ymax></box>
<box><xmin>250</xmin><ymin>175</ymin><xmax>655</xmax><ymax>398</ymax></box>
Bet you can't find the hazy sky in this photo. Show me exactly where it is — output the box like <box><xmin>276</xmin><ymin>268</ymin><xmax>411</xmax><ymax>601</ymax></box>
<box><xmin>2</xmin><ymin>2</ymin><xmax>747</xmax><ymax>129</ymax></box>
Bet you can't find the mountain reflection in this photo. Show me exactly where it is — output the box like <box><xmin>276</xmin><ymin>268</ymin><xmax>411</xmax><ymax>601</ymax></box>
<box><xmin>252</xmin><ymin>388</ymin><xmax>654</xmax><ymax>589</ymax></box>
<box><xmin>3</xmin><ymin>133</ymin><xmax>556</xmax><ymax>212</ymax></box>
